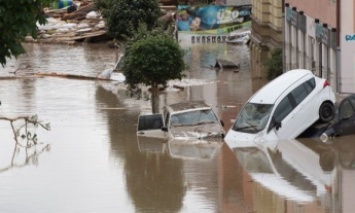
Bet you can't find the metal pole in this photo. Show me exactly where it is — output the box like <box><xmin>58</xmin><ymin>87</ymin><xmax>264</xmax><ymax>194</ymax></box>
<box><xmin>319</xmin><ymin>42</ymin><xmax>322</xmax><ymax>77</ymax></box>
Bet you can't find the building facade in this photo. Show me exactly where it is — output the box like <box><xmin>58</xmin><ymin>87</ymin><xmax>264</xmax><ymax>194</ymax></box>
<box><xmin>340</xmin><ymin>0</ymin><xmax>355</xmax><ymax>93</ymax></box>
<box><xmin>284</xmin><ymin>0</ymin><xmax>338</xmax><ymax>91</ymax></box>
<box><xmin>249</xmin><ymin>0</ymin><xmax>283</xmax><ymax>92</ymax></box>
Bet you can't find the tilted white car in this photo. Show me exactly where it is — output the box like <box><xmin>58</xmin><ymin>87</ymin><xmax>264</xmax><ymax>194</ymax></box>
<box><xmin>225</xmin><ymin>69</ymin><xmax>336</xmax><ymax>145</ymax></box>
<box><xmin>137</xmin><ymin>101</ymin><xmax>225</xmax><ymax>140</ymax></box>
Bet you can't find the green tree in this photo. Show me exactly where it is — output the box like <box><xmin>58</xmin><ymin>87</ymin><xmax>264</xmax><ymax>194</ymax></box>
<box><xmin>0</xmin><ymin>0</ymin><xmax>50</xmax><ymax>66</ymax></box>
<box><xmin>122</xmin><ymin>27</ymin><xmax>187</xmax><ymax>113</ymax></box>
<box><xmin>95</xmin><ymin>0</ymin><xmax>162</xmax><ymax>40</ymax></box>
<box><xmin>264</xmin><ymin>48</ymin><xmax>283</xmax><ymax>80</ymax></box>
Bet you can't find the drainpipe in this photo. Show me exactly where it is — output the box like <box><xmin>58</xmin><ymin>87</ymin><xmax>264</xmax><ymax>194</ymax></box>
<box><xmin>315</xmin><ymin>18</ymin><xmax>322</xmax><ymax>77</ymax></box>
<box><xmin>283</xmin><ymin>1</ymin><xmax>287</xmax><ymax>72</ymax></box>
<box><xmin>319</xmin><ymin>41</ymin><xmax>322</xmax><ymax>77</ymax></box>
<box><xmin>336</xmin><ymin>0</ymin><xmax>341</xmax><ymax>93</ymax></box>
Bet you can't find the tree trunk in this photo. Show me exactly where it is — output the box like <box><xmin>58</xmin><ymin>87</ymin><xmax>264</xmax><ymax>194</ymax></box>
<box><xmin>151</xmin><ymin>86</ymin><xmax>160</xmax><ymax>114</ymax></box>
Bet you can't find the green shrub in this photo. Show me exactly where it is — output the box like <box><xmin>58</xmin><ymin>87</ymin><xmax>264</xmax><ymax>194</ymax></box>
<box><xmin>264</xmin><ymin>48</ymin><xmax>283</xmax><ymax>80</ymax></box>
<box><xmin>95</xmin><ymin>0</ymin><xmax>162</xmax><ymax>40</ymax></box>
<box><xmin>123</xmin><ymin>32</ymin><xmax>187</xmax><ymax>91</ymax></box>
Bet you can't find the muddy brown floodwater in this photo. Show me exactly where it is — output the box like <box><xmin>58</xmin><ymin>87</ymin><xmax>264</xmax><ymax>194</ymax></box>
<box><xmin>0</xmin><ymin>42</ymin><xmax>353</xmax><ymax>213</ymax></box>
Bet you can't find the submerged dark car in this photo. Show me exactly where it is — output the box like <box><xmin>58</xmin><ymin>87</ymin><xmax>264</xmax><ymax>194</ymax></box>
<box><xmin>320</xmin><ymin>94</ymin><xmax>355</xmax><ymax>141</ymax></box>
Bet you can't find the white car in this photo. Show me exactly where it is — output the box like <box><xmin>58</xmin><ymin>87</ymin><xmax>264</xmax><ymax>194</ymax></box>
<box><xmin>137</xmin><ymin>101</ymin><xmax>225</xmax><ymax>140</ymax></box>
<box><xmin>225</xmin><ymin>69</ymin><xmax>336</xmax><ymax>144</ymax></box>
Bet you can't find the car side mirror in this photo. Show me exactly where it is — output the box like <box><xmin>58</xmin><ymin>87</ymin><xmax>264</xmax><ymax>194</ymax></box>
<box><xmin>161</xmin><ymin>127</ymin><xmax>168</xmax><ymax>132</ymax></box>
<box><xmin>275</xmin><ymin>121</ymin><xmax>282</xmax><ymax>131</ymax></box>
<box><xmin>220</xmin><ymin>120</ymin><xmax>224</xmax><ymax>127</ymax></box>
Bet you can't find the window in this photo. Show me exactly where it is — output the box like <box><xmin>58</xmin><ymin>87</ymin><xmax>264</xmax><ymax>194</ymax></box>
<box><xmin>171</xmin><ymin>109</ymin><xmax>218</xmax><ymax>127</ymax></box>
<box><xmin>304</xmin><ymin>78</ymin><xmax>315</xmax><ymax>93</ymax></box>
<box><xmin>138</xmin><ymin>114</ymin><xmax>163</xmax><ymax>131</ymax></box>
<box><xmin>291</xmin><ymin>84</ymin><xmax>309</xmax><ymax>105</ymax></box>
<box><xmin>269</xmin><ymin>96</ymin><xmax>293</xmax><ymax>132</ymax></box>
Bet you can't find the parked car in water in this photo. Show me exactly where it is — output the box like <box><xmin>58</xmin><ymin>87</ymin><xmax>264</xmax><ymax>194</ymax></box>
<box><xmin>320</xmin><ymin>94</ymin><xmax>355</xmax><ymax>142</ymax></box>
<box><xmin>137</xmin><ymin>101</ymin><xmax>225</xmax><ymax>140</ymax></box>
<box><xmin>224</xmin><ymin>69</ymin><xmax>336</xmax><ymax>145</ymax></box>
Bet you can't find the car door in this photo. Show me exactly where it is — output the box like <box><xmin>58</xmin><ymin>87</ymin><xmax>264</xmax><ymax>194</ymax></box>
<box><xmin>287</xmin><ymin>79</ymin><xmax>316</xmax><ymax>135</ymax></box>
<box><xmin>137</xmin><ymin>114</ymin><xmax>167</xmax><ymax>138</ymax></box>
<box><xmin>269</xmin><ymin>80</ymin><xmax>315</xmax><ymax>139</ymax></box>
<box><xmin>268</xmin><ymin>95</ymin><xmax>295</xmax><ymax>139</ymax></box>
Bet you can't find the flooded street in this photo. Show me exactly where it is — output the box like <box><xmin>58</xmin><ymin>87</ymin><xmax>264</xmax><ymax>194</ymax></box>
<box><xmin>0</xmin><ymin>42</ymin><xmax>354</xmax><ymax>213</ymax></box>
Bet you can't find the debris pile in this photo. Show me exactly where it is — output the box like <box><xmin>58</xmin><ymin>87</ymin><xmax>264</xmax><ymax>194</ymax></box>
<box><xmin>27</xmin><ymin>0</ymin><xmax>177</xmax><ymax>45</ymax></box>
<box><xmin>26</xmin><ymin>0</ymin><xmax>107</xmax><ymax>44</ymax></box>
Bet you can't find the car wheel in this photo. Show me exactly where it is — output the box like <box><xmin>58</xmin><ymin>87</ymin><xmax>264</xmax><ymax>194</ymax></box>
<box><xmin>319</xmin><ymin>102</ymin><xmax>335</xmax><ymax>123</ymax></box>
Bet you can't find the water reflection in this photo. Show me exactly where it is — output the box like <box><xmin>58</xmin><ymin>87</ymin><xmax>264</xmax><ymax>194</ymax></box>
<box><xmin>168</xmin><ymin>139</ymin><xmax>223</xmax><ymax>161</ymax></box>
<box><xmin>228</xmin><ymin>136</ymin><xmax>355</xmax><ymax>212</ymax></box>
<box><xmin>0</xmin><ymin>117</ymin><xmax>50</xmax><ymax>173</ymax></box>
<box><xmin>321</xmin><ymin>136</ymin><xmax>355</xmax><ymax>213</ymax></box>
<box><xmin>125</xmin><ymin>145</ymin><xmax>186</xmax><ymax>213</ymax></box>
<box><xmin>137</xmin><ymin>136</ymin><xmax>168</xmax><ymax>153</ymax></box>
<box><xmin>96</xmin><ymin>86</ymin><xmax>187</xmax><ymax>212</ymax></box>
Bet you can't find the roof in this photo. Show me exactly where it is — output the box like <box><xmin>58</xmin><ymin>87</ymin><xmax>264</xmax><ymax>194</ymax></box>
<box><xmin>167</xmin><ymin>101</ymin><xmax>211</xmax><ymax>112</ymax></box>
<box><xmin>250</xmin><ymin>69</ymin><xmax>312</xmax><ymax>104</ymax></box>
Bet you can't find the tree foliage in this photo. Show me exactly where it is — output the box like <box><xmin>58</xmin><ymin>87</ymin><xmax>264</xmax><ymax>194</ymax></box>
<box><xmin>0</xmin><ymin>0</ymin><xmax>50</xmax><ymax>66</ymax></box>
<box><xmin>123</xmin><ymin>34</ymin><xmax>187</xmax><ymax>92</ymax></box>
<box><xmin>264</xmin><ymin>48</ymin><xmax>283</xmax><ymax>80</ymax></box>
<box><xmin>95</xmin><ymin>0</ymin><xmax>162</xmax><ymax>40</ymax></box>
<box><xmin>122</xmin><ymin>29</ymin><xmax>187</xmax><ymax>113</ymax></box>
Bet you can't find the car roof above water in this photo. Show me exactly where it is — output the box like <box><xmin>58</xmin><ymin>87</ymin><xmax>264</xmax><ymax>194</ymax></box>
<box><xmin>165</xmin><ymin>101</ymin><xmax>211</xmax><ymax>113</ymax></box>
<box><xmin>250</xmin><ymin>69</ymin><xmax>313</xmax><ymax>104</ymax></box>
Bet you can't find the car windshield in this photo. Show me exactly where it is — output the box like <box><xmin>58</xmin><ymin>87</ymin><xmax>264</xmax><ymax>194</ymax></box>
<box><xmin>170</xmin><ymin>109</ymin><xmax>218</xmax><ymax>127</ymax></box>
<box><xmin>232</xmin><ymin>103</ymin><xmax>273</xmax><ymax>133</ymax></box>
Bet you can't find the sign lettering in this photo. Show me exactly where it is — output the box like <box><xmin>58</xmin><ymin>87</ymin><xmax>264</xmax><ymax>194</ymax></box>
<box><xmin>345</xmin><ymin>34</ymin><xmax>355</xmax><ymax>41</ymax></box>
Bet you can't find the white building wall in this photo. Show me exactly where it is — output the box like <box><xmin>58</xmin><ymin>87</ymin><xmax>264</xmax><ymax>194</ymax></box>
<box><xmin>340</xmin><ymin>0</ymin><xmax>355</xmax><ymax>93</ymax></box>
<box><xmin>285</xmin><ymin>9</ymin><xmax>339</xmax><ymax>90</ymax></box>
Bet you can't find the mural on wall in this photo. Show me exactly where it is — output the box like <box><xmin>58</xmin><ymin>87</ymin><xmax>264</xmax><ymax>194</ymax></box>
<box><xmin>177</xmin><ymin>5</ymin><xmax>251</xmax><ymax>42</ymax></box>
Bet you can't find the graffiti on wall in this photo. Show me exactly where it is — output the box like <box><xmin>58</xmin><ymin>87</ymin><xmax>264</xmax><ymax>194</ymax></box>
<box><xmin>177</xmin><ymin>5</ymin><xmax>251</xmax><ymax>35</ymax></box>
